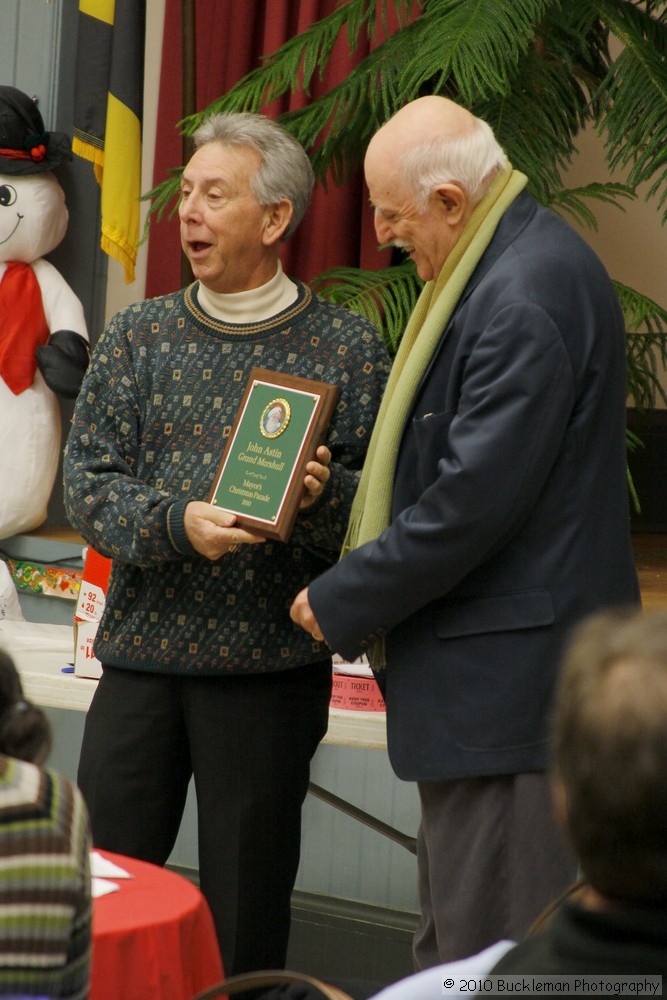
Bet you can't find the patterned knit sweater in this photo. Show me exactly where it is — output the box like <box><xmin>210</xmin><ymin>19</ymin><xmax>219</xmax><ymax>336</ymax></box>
<box><xmin>64</xmin><ymin>281</ymin><xmax>389</xmax><ymax>675</ymax></box>
<box><xmin>0</xmin><ymin>756</ymin><xmax>91</xmax><ymax>999</ymax></box>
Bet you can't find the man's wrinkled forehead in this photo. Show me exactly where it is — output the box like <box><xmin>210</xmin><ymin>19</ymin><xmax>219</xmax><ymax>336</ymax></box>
<box><xmin>182</xmin><ymin>142</ymin><xmax>260</xmax><ymax>187</ymax></box>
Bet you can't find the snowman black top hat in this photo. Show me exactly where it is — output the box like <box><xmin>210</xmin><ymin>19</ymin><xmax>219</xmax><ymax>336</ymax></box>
<box><xmin>0</xmin><ymin>85</ymin><xmax>71</xmax><ymax>175</ymax></box>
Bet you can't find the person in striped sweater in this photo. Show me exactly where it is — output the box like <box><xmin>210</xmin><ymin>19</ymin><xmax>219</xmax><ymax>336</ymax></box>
<box><xmin>0</xmin><ymin>648</ymin><xmax>91</xmax><ymax>999</ymax></box>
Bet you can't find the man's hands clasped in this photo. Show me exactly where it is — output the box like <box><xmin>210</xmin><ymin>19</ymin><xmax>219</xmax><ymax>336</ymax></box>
<box><xmin>184</xmin><ymin>444</ymin><xmax>332</xmax><ymax>560</ymax></box>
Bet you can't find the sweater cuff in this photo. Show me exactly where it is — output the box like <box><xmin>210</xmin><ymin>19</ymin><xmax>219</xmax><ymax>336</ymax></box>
<box><xmin>166</xmin><ymin>500</ymin><xmax>199</xmax><ymax>558</ymax></box>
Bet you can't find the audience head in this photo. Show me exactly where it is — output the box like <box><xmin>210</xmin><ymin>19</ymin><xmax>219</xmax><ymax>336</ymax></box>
<box><xmin>192</xmin><ymin>112</ymin><xmax>315</xmax><ymax>241</ymax></box>
<box><xmin>553</xmin><ymin>607</ymin><xmax>667</xmax><ymax>907</ymax></box>
<box><xmin>0</xmin><ymin>649</ymin><xmax>51</xmax><ymax>765</ymax></box>
<box><xmin>364</xmin><ymin>96</ymin><xmax>508</xmax><ymax>281</ymax></box>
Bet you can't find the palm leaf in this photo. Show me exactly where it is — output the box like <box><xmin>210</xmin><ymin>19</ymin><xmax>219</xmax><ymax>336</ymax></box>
<box><xmin>275</xmin><ymin>50</ymin><xmax>398</xmax><ymax>183</ymax></box>
<box><xmin>475</xmin><ymin>69</ymin><xmax>585</xmax><ymax>204</ymax></box>
<box><xmin>179</xmin><ymin>0</ymin><xmax>381</xmax><ymax>123</ymax></box>
<box><xmin>546</xmin><ymin>181</ymin><xmax>635</xmax><ymax>229</ymax></box>
<box><xmin>140</xmin><ymin>0</ymin><xmax>667</xmax><ymax>424</ymax></box>
<box><xmin>310</xmin><ymin>259</ymin><xmax>421</xmax><ymax>354</ymax></box>
<box><xmin>180</xmin><ymin>0</ymin><xmax>418</xmax><ymax>134</ymax></box>
<box><xmin>625</xmin><ymin>427</ymin><xmax>644</xmax><ymax>514</ymax></box>
<box><xmin>472</xmin><ymin>1</ymin><xmax>612</xmax><ymax>204</ymax></box>
<box><xmin>614</xmin><ymin>280</ymin><xmax>667</xmax><ymax>411</ymax></box>
<box><xmin>398</xmin><ymin>0</ymin><xmax>556</xmax><ymax>103</ymax></box>
<box><xmin>593</xmin><ymin>0</ymin><xmax>667</xmax><ymax>220</ymax></box>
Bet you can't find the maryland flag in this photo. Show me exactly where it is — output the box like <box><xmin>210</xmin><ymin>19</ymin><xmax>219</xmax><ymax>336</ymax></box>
<box><xmin>72</xmin><ymin>0</ymin><xmax>145</xmax><ymax>283</ymax></box>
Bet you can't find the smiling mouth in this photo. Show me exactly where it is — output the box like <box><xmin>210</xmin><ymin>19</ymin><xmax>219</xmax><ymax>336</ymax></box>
<box><xmin>0</xmin><ymin>213</ymin><xmax>22</xmax><ymax>246</ymax></box>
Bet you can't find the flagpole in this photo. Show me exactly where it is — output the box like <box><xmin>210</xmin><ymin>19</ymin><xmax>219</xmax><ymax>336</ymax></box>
<box><xmin>181</xmin><ymin>0</ymin><xmax>195</xmax><ymax>287</ymax></box>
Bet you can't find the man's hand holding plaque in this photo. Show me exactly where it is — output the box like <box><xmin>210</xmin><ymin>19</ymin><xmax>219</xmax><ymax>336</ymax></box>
<box><xmin>208</xmin><ymin>368</ymin><xmax>340</xmax><ymax>543</ymax></box>
<box><xmin>299</xmin><ymin>444</ymin><xmax>332</xmax><ymax>510</ymax></box>
<box><xmin>184</xmin><ymin>502</ymin><xmax>267</xmax><ymax>560</ymax></box>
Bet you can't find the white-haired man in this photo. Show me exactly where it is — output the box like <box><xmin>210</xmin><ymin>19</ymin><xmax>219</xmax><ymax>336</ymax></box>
<box><xmin>291</xmin><ymin>96</ymin><xmax>640</xmax><ymax>965</ymax></box>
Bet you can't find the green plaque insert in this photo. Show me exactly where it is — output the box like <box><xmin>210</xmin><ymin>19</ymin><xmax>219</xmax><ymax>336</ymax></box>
<box><xmin>208</xmin><ymin>367</ymin><xmax>340</xmax><ymax>542</ymax></box>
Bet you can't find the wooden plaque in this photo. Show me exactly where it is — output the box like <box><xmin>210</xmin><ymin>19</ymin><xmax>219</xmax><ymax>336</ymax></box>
<box><xmin>208</xmin><ymin>367</ymin><xmax>340</xmax><ymax>542</ymax></box>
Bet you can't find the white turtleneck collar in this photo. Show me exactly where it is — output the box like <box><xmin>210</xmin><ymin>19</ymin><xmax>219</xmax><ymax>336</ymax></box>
<box><xmin>196</xmin><ymin>262</ymin><xmax>299</xmax><ymax>325</ymax></box>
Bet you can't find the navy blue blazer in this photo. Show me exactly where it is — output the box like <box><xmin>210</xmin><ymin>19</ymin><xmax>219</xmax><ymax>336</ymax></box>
<box><xmin>310</xmin><ymin>192</ymin><xmax>640</xmax><ymax>782</ymax></box>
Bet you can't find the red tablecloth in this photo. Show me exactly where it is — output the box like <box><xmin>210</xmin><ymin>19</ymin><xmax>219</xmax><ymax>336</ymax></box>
<box><xmin>91</xmin><ymin>850</ymin><xmax>224</xmax><ymax>1000</ymax></box>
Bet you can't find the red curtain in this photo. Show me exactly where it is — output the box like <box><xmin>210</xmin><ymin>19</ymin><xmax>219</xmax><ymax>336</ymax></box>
<box><xmin>145</xmin><ymin>0</ymin><xmax>408</xmax><ymax>297</ymax></box>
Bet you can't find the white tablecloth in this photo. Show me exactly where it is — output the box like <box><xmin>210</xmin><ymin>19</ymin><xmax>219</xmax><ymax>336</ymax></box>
<box><xmin>0</xmin><ymin>619</ymin><xmax>387</xmax><ymax>750</ymax></box>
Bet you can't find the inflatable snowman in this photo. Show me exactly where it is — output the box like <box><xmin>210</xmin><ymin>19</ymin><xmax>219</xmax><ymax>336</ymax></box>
<box><xmin>0</xmin><ymin>86</ymin><xmax>90</xmax><ymax>539</ymax></box>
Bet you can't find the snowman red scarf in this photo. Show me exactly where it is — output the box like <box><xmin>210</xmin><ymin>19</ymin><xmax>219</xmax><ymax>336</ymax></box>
<box><xmin>0</xmin><ymin>262</ymin><xmax>49</xmax><ymax>394</ymax></box>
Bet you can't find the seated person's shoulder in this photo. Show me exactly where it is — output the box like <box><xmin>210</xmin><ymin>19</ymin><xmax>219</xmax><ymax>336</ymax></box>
<box><xmin>0</xmin><ymin>756</ymin><xmax>88</xmax><ymax>839</ymax></box>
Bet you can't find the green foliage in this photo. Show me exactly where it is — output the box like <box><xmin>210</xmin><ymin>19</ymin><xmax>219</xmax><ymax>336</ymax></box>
<box><xmin>615</xmin><ymin>282</ymin><xmax>667</xmax><ymax>410</ymax></box>
<box><xmin>395</xmin><ymin>0</ymin><xmax>554</xmax><ymax>103</ymax></box>
<box><xmin>144</xmin><ymin>0</ymin><xmax>667</xmax><ymax>415</ymax></box>
<box><xmin>595</xmin><ymin>0</ymin><xmax>667</xmax><ymax>221</ymax></box>
<box><xmin>310</xmin><ymin>259</ymin><xmax>422</xmax><ymax>354</ymax></box>
<box><xmin>546</xmin><ymin>182</ymin><xmax>635</xmax><ymax>230</ymax></box>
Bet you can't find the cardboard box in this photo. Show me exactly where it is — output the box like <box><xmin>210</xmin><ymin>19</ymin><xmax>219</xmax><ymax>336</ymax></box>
<box><xmin>74</xmin><ymin>548</ymin><xmax>112</xmax><ymax>679</ymax></box>
<box><xmin>74</xmin><ymin>619</ymin><xmax>103</xmax><ymax>679</ymax></box>
<box><xmin>74</xmin><ymin>547</ymin><xmax>112</xmax><ymax>624</ymax></box>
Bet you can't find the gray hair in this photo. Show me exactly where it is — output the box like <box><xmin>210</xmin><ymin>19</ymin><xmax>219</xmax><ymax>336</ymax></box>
<box><xmin>555</xmin><ymin>607</ymin><xmax>667</xmax><ymax>905</ymax></box>
<box><xmin>193</xmin><ymin>112</ymin><xmax>315</xmax><ymax>241</ymax></box>
<box><xmin>400</xmin><ymin>115</ymin><xmax>508</xmax><ymax>211</ymax></box>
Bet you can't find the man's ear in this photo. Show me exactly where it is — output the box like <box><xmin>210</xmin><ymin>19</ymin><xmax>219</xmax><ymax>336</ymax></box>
<box><xmin>262</xmin><ymin>199</ymin><xmax>293</xmax><ymax>246</ymax></box>
<box><xmin>433</xmin><ymin>182</ymin><xmax>468</xmax><ymax>226</ymax></box>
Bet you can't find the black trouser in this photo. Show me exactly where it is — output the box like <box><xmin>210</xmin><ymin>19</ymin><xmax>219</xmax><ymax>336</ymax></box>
<box><xmin>78</xmin><ymin>660</ymin><xmax>332</xmax><ymax>976</ymax></box>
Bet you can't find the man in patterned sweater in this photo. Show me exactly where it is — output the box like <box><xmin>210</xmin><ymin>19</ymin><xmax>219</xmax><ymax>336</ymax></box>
<box><xmin>63</xmin><ymin>112</ymin><xmax>389</xmax><ymax>978</ymax></box>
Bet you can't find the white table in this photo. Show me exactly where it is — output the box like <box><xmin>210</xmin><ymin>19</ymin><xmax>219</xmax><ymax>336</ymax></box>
<box><xmin>1</xmin><ymin>619</ymin><xmax>386</xmax><ymax>747</ymax></box>
<box><xmin>28</xmin><ymin>658</ymin><xmax>388</xmax><ymax>747</ymax></box>
<box><xmin>1</xmin><ymin>620</ymin><xmax>417</xmax><ymax>852</ymax></box>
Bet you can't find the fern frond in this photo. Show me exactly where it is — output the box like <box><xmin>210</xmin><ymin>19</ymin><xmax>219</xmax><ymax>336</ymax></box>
<box><xmin>310</xmin><ymin>259</ymin><xmax>422</xmax><ymax>354</ymax></box>
<box><xmin>625</xmin><ymin>452</ymin><xmax>642</xmax><ymax>515</ymax></box>
<box><xmin>475</xmin><ymin>61</ymin><xmax>584</xmax><ymax>203</ymax></box>
<box><xmin>471</xmin><ymin>2</ymin><xmax>613</xmax><ymax>203</ymax></box>
<box><xmin>594</xmin><ymin>0</ymin><xmax>667</xmax><ymax>220</ymax></box>
<box><xmin>615</xmin><ymin>280</ymin><xmax>667</xmax><ymax>412</ymax></box>
<box><xmin>400</xmin><ymin>0</ymin><xmax>555</xmax><ymax>103</ymax></box>
<box><xmin>140</xmin><ymin>169</ymin><xmax>183</xmax><ymax>242</ymax></box>
<box><xmin>345</xmin><ymin>0</ymin><xmax>417</xmax><ymax>48</ymax></box>
<box><xmin>546</xmin><ymin>181</ymin><xmax>635</xmax><ymax>229</ymax></box>
<box><xmin>278</xmin><ymin>63</ymin><xmax>386</xmax><ymax>182</ymax></box>
<box><xmin>283</xmin><ymin>0</ymin><xmax>575</xmax><ymax>186</ymax></box>
<box><xmin>180</xmin><ymin>0</ymin><xmax>419</xmax><ymax>134</ymax></box>
<box><xmin>181</xmin><ymin>3</ymin><xmax>355</xmax><ymax>125</ymax></box>
<box><xmin>615</xmin><ymin>280</ymin><xmax>667</xmax><ymax>337</ymax></box>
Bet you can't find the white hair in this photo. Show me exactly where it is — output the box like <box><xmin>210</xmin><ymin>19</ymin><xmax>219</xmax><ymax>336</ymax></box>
<box><xmin>400</xmin><ymin>115</ymin><xmax>508</xmax><ymax>211</ymax></box>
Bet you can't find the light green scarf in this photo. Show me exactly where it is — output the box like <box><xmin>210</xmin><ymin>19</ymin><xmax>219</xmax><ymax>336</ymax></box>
<box><xmin>342</xmin><ymin>165</ymin><xmax>528</xmax><ymax>666</ymax></box>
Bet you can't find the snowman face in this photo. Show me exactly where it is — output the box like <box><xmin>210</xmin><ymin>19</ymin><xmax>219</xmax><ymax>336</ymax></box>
<box><xmin>0</xmin><ymin>171</ymin><xmax>68</xmax><ymax>264</ymax></box>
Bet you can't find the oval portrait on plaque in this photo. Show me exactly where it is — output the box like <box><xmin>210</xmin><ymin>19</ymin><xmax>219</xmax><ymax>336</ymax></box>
<box><xmin>260</xmin><ymin>398</ymin><xmax>290</xmax><ymax>439</ymax></box>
